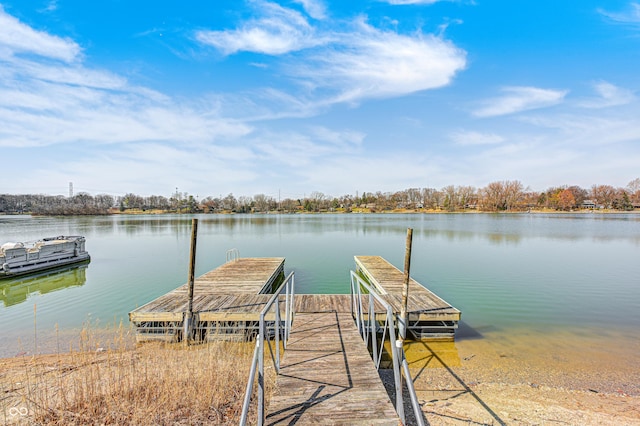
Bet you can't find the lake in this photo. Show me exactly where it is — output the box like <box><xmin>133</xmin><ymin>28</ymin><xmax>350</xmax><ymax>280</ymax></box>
<box><xmin>1</xmin><ymin>213</ymin><xmax>639</xmax><ymax>363</ymax></box>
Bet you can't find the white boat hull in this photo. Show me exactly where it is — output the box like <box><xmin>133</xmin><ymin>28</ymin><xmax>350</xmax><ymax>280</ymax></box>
<box><xmin>1</xmin><ymin>236</ymin><xmax>90</xmax><ymax>278</ymax></box>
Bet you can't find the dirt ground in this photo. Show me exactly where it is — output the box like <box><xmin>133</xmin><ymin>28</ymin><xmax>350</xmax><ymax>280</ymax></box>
<box><xmin>397</xmin><ymin>330</ymin><xmax>640</xmax><ymax>425</ymax></box>
<box><xmin>2</xmin><ymin>330</ymin><xmax>639</xmax><ymax>425</ymax></box>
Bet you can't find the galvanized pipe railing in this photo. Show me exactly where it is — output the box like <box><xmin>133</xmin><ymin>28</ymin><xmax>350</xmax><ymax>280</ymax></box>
<box><xmin>240</xmin><ymin>271</ymin><xmax>295</xmax><ymax>426</ymax></box>
<box><xmin>225</xmin><ymin>248</ymin><xmax>240</xmax><ymax>263</ymax></box>
<box><xmin>350</xmin><ymin>271</ymin><xmax>425</xmax><ymax>426</ymax></box>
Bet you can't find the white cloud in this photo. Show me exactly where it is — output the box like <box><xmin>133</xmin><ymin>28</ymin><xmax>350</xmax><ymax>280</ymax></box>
<box><xmin>252</xmin><ymin>126</ymin><xmax>364</xmax><ymax>169</ymax></box>
<box><xmin>309</xmin><ymin>126</ymin><xmax>365</xmax><ymax>147</ymax></box>
<box><xmin>522</xmin><ymin>112</ymin><xmax>640</xmax><ymax>146</ymax></box>
<box><xmin>46</xmin><ymin>1</ymin><xmax>58</xmax><ymax>12</ymax></box>
<box><xmin>195</xmin><ymin>1</ymin><xmax>325</xmax><ymax>55</ymax></box>
<box><xmin>598</xmin><ymin>2</ymin><xmax>640</xmax><ymax>24</ymax></box>
<box><xmin>29</xmin><ymin>142</ymin><xmax>262</xmax><ymax>197</ymax></box>
<box><xmin>293</xmin><ymin>0</ymin><xmax>327</xmax><ymax>20</ymax></box>
<box><xmin>297</xmin><ymin>153</ymin><xmax>441</xmax><ymax>193</ymax></box>
<box><xmin>0</xmin><ymin>5</ymin><xmax>80</xmax><ymax>62</ymax></box>
<box><xmin>578</xmin><ymin>81</ymin><xmax>635</xmax><ymax>108</ymax></box>
<box><xmin>384</xmin><ymin>0</ymin><xmax>445</xmax><ymax>4</ymax></box>
<box><xmin>473</xmin><ymin>86</ymin><xmax>568</xmax><ymax>117</ymax></box>
<box><xmin>195</xmin><ymin>4</ymin><xmax>466</xmax><ymax>105</ymax></box>
<box><xmin>450</xmin><ymin>130</ymin><xmax>504</xmax><ymax>146</ymax></box>
<box><xmin>6</xmin><ymin>56</ymin><xmax>127</xmax><ymax>89</ymax></box>
<box><xmin>40</xmin><ymin>1</ymin><xmax>59</xmax><ymax>13</ymax></box>
<box><xmin>0</xmin><ymin>8</ymin><xmax>251</xmax><ymax>149</ymax></box>
<box><xmin>295</xmin><ymin>19</ymin><xmax>466</xmax><ymax>103</ymax></box>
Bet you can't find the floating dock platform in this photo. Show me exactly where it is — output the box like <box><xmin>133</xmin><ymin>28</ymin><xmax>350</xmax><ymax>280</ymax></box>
<box><xmin>355</xmin><ymin>255</ymin><xmax>461</xmax><ymax>340</ymax></box>
<box><xmin>129</xmin><ymin>257</ymin><xmax>285</xmax><ymax>341</ymax></box>
<box><xmin>129</xmin><ymin>255</ymin><xmax>460</xmax><ymax>341</ymax></box>
<box><xmin>130</xmin><ymin>255</ymin><xmax>461</xmax><ymax>423</ymax></box>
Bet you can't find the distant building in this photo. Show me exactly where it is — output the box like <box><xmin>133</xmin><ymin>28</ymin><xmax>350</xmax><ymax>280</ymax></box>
<box><xmin>582</xmin><ymin>200</ymin><xmax>597</xmax><ymax>209</ymax></box>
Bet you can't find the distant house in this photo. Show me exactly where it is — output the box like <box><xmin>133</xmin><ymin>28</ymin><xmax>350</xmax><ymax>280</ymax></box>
<box><xmin>582</xmin><ymin>200</ymin><xmax>597</xmax><ymax>209</ymax></box>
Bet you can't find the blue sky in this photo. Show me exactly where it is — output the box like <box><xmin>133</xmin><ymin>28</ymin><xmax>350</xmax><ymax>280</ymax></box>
<box><xmin>1</xmin><ymin>0</ymin><xmax>639</xmax><ymax>199</ymax></box>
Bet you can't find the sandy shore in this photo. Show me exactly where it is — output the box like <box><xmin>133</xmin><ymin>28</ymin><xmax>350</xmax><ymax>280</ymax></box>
<box><xmin>397</xmin><ymin>329</ymin><xmax>640</xmax><ymax>425</ymax></box>
<box><xmin>2</xmin><ymin>329</ymin><xmax>639</xmax><ymax>425</ymax></box>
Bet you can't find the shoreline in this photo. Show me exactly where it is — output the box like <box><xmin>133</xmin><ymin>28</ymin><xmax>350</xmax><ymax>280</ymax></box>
<box><xmin>3</xmin><ymin>208</ymin><xmax>640</xmax><ymax>216</ymax></box>
<box><xmin>2</xmin><ymin>326</ymin><xmax>639</xmax><ymax>424</ymax></box>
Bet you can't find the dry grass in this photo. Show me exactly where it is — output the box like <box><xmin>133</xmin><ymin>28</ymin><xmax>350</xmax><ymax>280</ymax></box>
<box><xmin>1</xmin><ymin>326</ymin><xmax>276</xmax><ymax>425</ymax></box>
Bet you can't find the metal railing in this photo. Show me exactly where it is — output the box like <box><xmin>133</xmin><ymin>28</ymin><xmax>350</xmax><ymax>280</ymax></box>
<box><xmin>350</xmin><ymin>271</ymin><xmax>425</xmax><ymax>426</ymax></box>
<box><xmin>240</xmin><ymin>271</ymin><xmax>295</xmax><ymax>426</ymax></box>
<box><xmin>226</xmin><ymin>248</ymin><xmax>240</xmax><ymax>262</ymax></box>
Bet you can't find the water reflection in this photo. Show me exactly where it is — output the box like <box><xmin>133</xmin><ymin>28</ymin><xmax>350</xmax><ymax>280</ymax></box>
<box><xmin>38</xmin><ymin>213</ymin><xmax>640</xmax><ymax>246</ymax></box>
<box><xmin>0</xmin><ymin>265</ymin><xmax>88</xmax><ymax>307</ymax></box>
<box><xmin>0</xmin><ymin>212</ymin><xmax>638</xmax><ymax>353</ymax></box>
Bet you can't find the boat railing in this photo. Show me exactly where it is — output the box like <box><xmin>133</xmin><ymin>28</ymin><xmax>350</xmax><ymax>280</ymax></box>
<box><xmin>350</xmin><ymin>270</ymin><xmax>425</xmax><ymax>426</ymax></box>
<box><xmin>240</xmin><ymin>271</ymin><xmax>295</xmax><ymax>426</ymax></box>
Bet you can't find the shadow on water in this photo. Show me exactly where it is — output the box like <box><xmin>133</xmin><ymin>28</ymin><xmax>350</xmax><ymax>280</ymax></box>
<box><xmin>0</xmin><ymin>264</ymin><xmax>88</xmax><ymax>307</ymax></box>
<box><xmin>404</xmin><ymin>336</ymin><xmax>506</xmax><ymax>426</ymax></box>
<box><xmin>454</xmin><ymin>320</ymin><xmax>500</xmax><ymax>341</ymax></box>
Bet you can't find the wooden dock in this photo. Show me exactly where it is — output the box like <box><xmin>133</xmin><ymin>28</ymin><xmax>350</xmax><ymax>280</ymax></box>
<box><xmin>129</xmin><ymin>255</ymin><xmax>461</xmax><ymax>423</ymax></box>
<box><xmin>266</xmin><ymin>312</ymin><xmax>399</xmax><ymax>425</ymax></box>
<box><xmin>355</xmin><ymin>255</ymin><xmax>461</xmax><ymax>339</ymax></box>
<box><xmin>129</xmin><ymin>257</ymin><xmax>285</xmax><ymax>341</ymax></box>
<box><xmin>129</xmin><ymin>256</ymin><xmax>460</xmax><ymax>341</ymax></box>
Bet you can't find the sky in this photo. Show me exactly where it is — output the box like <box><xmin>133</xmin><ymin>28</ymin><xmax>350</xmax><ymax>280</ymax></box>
<box><xmin>1</xmin><ymin>0</ymin><xmax>639</xmax><ymax>200</ymax></box>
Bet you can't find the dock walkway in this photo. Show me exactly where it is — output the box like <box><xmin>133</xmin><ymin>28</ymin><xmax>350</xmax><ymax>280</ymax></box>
<box><xmin>266</xmin><ymin>312</ymin><xmax>399</xmax><ymax>425</ymax></box>
<box><xmin>130</xmin><ymin>256</ymin><xmax>461</xmax><ymax>423</ymax></box>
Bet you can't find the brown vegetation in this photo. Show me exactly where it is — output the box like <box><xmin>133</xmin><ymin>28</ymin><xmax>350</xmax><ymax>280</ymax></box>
<box><xmin>1</xmin><ymin>328</ymin><xmax>274</xmax><ymax>425</ymax></box>
<box><xmin>4</xmin><ymin>329</ymin><xmax>639</xmax><ymax>425</ymax></box>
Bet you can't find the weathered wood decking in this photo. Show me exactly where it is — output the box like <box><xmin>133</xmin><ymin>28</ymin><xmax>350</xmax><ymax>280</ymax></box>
<box><xmin>129</xmin><ymin>256</ymin><xmax>461</xmax><ymax>422</ymax></box>
<box><xmin>129</xmin><ymin>257</ymin><xmax>284</xmax><ymax>323</ymax></box>
<box><xmin>266</xmin><ymin>312</ymin><xmax>399</xmax><ymax>425</ymax></box>
<box><xmin>355</xmin><ymin>255</ymin><xmax>460</xmax><ymax>339</ymax></box>
<box><xmin>355</xmin><ymin>255</ymin><xmax>460</xmax><ymax>321</ymax></box>
<box><xmin>129</xmin><ymin>258</ymin><xmax>285</xmax><ymax>340</ymax></box>
<box><xmin>129</xmin><ymin>256</ymin><xmax>460</xmax><ymax>339</ymax></box>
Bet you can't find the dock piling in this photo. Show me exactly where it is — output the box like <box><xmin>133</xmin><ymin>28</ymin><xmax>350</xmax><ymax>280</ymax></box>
<box><xmin>184</xmin><ymin>218</ymin><xmax>198</xmax><ymax>342</ymax></box>
<box><xmin>399</xmin><ymin>227</ymin><xmax>413</xmax><ymax>340</ymax></box>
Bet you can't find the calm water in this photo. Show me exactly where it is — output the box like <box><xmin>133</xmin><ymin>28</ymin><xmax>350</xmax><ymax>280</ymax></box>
<box><xmin>1</xmin><ymin>213</ymin><xmax>639</xmax><ymax>357</ymax></box>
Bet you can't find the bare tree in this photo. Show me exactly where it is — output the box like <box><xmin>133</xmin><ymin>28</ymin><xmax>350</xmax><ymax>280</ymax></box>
<box><xmin>421</xmin><ymin>188</ymin><xmax>440</xmax><ymax>210</ymax></box>
<box><xmin>458</xmin><ymin>185</ymin><xmax>478</xmax><ymax>209</ymax></box>
<box><xmin>222</xmin><ymin>193</ymin><xmax>238</xmax><ymax>211</ymax></box>
<box><xmin>236</xmin><ymin>196</ymin><xmax>252</xmax><ymax>213</ymax></box>
<box><xmin>627</xmin><ymin>178</ymin><xmax>640</xmax><ymax>204</ymax></box>
<box><xmin>504</xmin><ymin>180</ymin><xmax>524</xmax><ymax>211</ymax></box>
<box><xmin>590</xmin><ymin>185</ymin><xmax>617</xmax><ymax>208</ymax></box>
<box><xmin>442</xmin><ymin>185</ymin><xmax>457</xmax><ymax>211</ymax></box>
<box><xmin>253</xmin><ymin>194</ymin><xmax>272</xmax><ymax>212</ymax></box>
<box><xmin>480</xmin><ymin>181</ymin><xmax>506</xmax><ymax>211</ymax></box>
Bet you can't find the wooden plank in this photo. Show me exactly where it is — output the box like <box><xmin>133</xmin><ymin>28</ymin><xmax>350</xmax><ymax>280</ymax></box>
<box><xmin>354</xmin><ymin>255</ymin><xmax>461</xmax><ymax>321</ymax></box>
<box><xmin>266</xmin><ymin>312</ymin><xmax>399</xmax><ymax>425</ymax></box>
<box><xmin>294</xmin><ymin>294</ymin><xmax>353</xmax><ymax>313</ymax></box>
<box><xmin>129</xmin><ymin>258</ymin><xmax>284</xmax><ymax>322</ymax></box>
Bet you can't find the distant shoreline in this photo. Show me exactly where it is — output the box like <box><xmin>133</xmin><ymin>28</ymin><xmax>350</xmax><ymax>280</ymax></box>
<box><xmin>3</xmin><ymin>208</ymin><xmax>640</xmax><ymax>217</ymax></box>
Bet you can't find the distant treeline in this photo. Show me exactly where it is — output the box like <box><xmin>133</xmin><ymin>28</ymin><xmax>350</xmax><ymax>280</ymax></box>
<box><xmin>2</xmin><ymin>178</ymin><xmax>640</xmax><ymax>216</ymax></box>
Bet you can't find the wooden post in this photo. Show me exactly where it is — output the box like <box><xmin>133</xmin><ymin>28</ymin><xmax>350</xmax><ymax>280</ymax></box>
<box><xmin>184</xmin><ymin>218</ymin><xmax>198</xmax><ymax>343</ymax></box>
<box><xmin>399</xmin><ymin>228</ymin><xmax>413</xmax><ymax>340</ymax></box>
